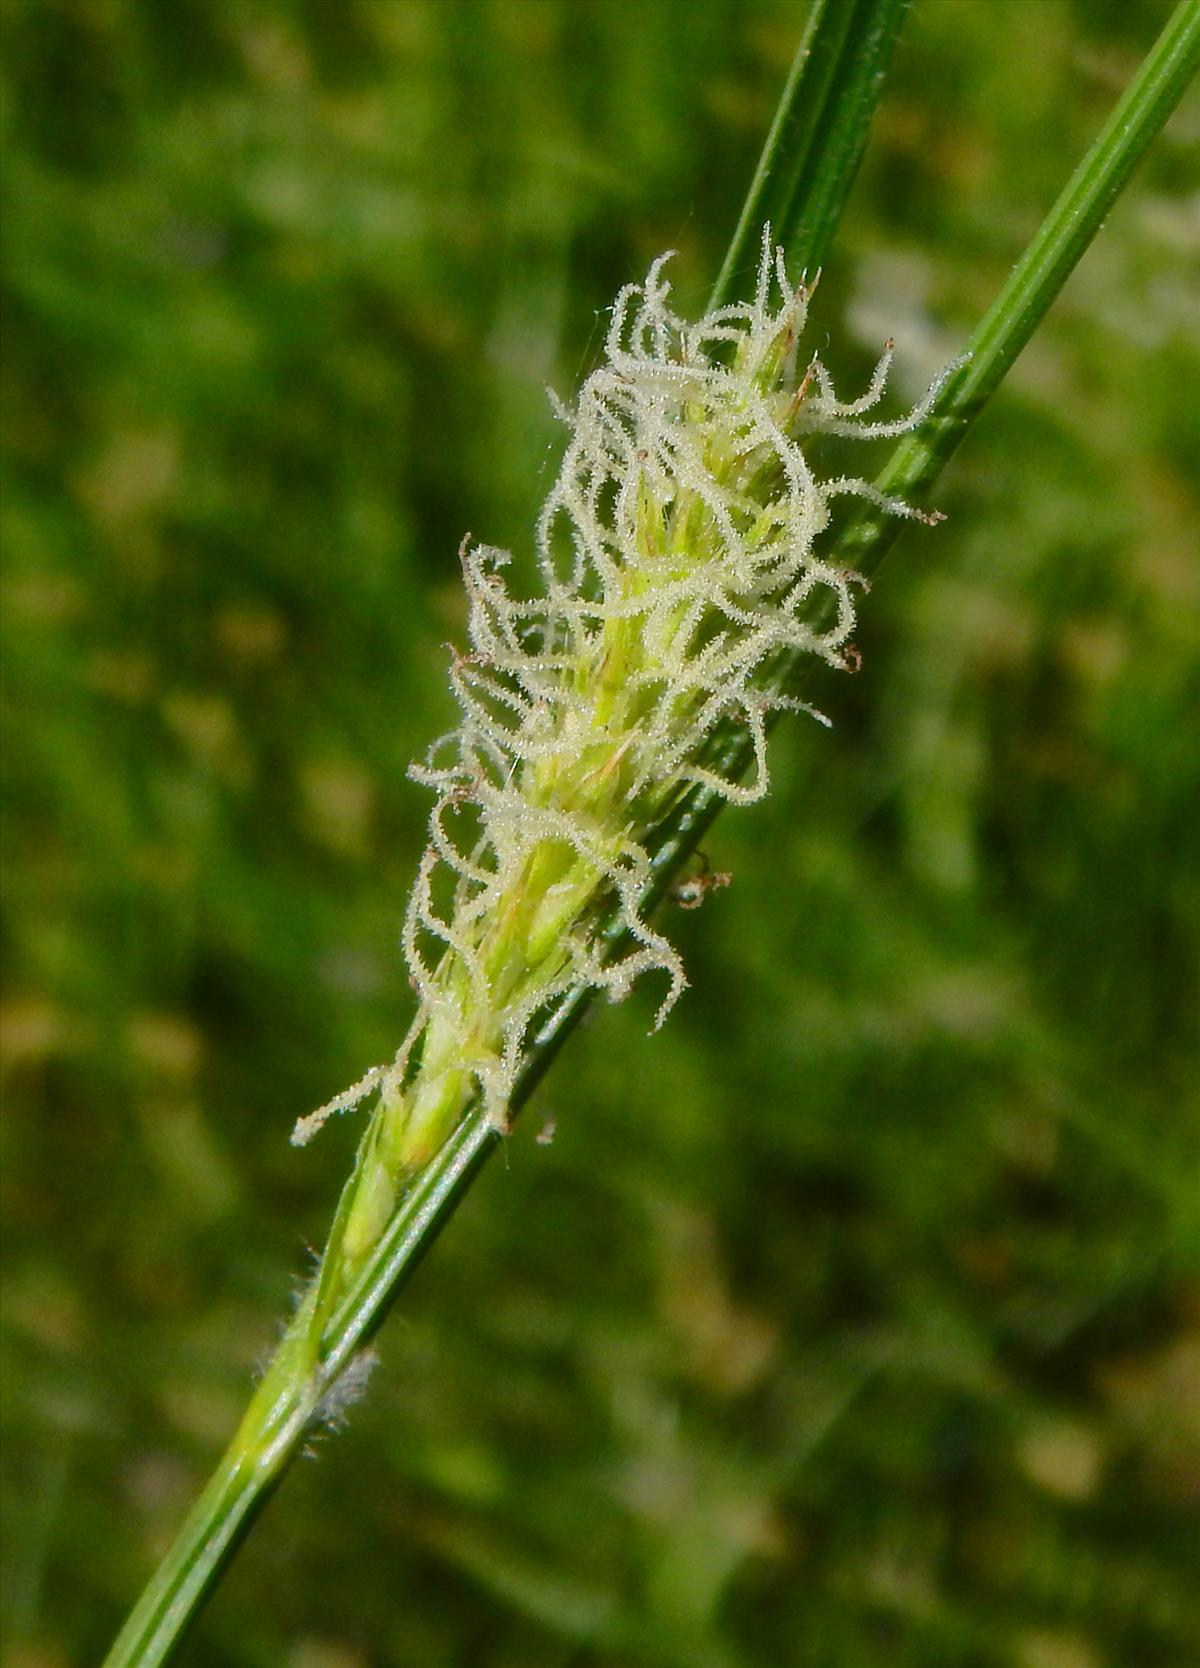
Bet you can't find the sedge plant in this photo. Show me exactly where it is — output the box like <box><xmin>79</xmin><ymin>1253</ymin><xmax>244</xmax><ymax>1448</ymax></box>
<box><xmin>103</xmin><ymin>2</ymin><xmax>1200</xmax><ymax>1663</ymax></box>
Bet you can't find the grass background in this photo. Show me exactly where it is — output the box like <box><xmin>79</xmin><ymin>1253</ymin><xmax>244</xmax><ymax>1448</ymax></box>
<box><xmin>2</xmin><ymin>1</ymin><xmax>1197</xmax><ymax>1664</ymax></box>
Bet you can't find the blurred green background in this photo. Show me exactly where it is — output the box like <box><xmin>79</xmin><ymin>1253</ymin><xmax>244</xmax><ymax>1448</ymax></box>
<box><xmin>2</xmin><ymin>1</ymin><xmax>1197</xmax><ymax>1664</ymax></box>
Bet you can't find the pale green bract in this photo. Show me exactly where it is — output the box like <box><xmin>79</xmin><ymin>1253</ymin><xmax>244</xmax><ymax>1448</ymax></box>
<box><xmin>294</xmin><ymin>230</ymin><xmax>954</xmax><ymax>1286</ymax></box>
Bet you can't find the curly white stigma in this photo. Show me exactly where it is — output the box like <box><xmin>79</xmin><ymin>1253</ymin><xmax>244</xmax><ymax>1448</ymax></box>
<box><xmin>296</xmin><ymin>231</ymin><xmax>954</xmax><ymax>1276</ymax></box>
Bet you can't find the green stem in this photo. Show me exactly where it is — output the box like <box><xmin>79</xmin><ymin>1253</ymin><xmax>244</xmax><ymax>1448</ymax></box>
<box><xmin>102</xmin><ymin>1303</ymin><xmax>319</xmax><ymax>1667</ymax></box>
<box><xmin>102</xmin><ymin>3</ymin><xmax>1198</xmax><ymax>1662</ymax></box>
<box><xmin>103</xmin><ymin>1115</ymin><xmax>500</xmax><ymax>1668</ymax></box>
<box><xmin>710</xmin><ymin>0</ymin><xmax>912</xmax><ymax>307</ymax></box>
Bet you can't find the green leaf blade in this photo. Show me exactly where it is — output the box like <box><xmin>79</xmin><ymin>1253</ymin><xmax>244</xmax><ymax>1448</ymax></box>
<box><xmin>711</xmin><ymin>0</ymin><xmax>912</xmax><ymax>308</ymax></box>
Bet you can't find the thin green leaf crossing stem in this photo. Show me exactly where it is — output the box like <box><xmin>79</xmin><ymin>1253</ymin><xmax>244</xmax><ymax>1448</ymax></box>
<box><xmin>101</xmin><ymin>4</ymin><xmax>1198</xmax><ymax>1663</ymax></box>
<box><xmin>837</xmin><ymin>0</ymin><xmax>1200</xmax><ymax>570</ymax></box>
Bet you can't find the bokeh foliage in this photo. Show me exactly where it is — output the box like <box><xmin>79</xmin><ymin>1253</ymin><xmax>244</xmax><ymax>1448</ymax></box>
<box><xmin>1</xmin><ymin>1</ymin><xmax>1197</xmax><ymax>1665</ymax></box>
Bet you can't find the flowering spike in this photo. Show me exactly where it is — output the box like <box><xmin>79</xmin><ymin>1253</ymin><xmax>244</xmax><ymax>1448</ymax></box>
<box><xmin>296</xmin><ymin>230</ymin><xmax>952</xmax><ymax>1297</ymax></box>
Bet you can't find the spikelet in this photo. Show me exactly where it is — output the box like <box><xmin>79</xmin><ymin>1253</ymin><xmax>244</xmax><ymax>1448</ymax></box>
<box><xmin>295</xmin><ymin>230</ymin><xmax>956</xmax><ymax>1284</ymax></box>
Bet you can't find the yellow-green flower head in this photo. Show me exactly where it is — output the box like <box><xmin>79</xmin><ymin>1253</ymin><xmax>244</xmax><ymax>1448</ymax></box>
<box><xmin>296</xmin><ymin>230</ymin><xmax>953</xmax><ymax>1166</ymax></box>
